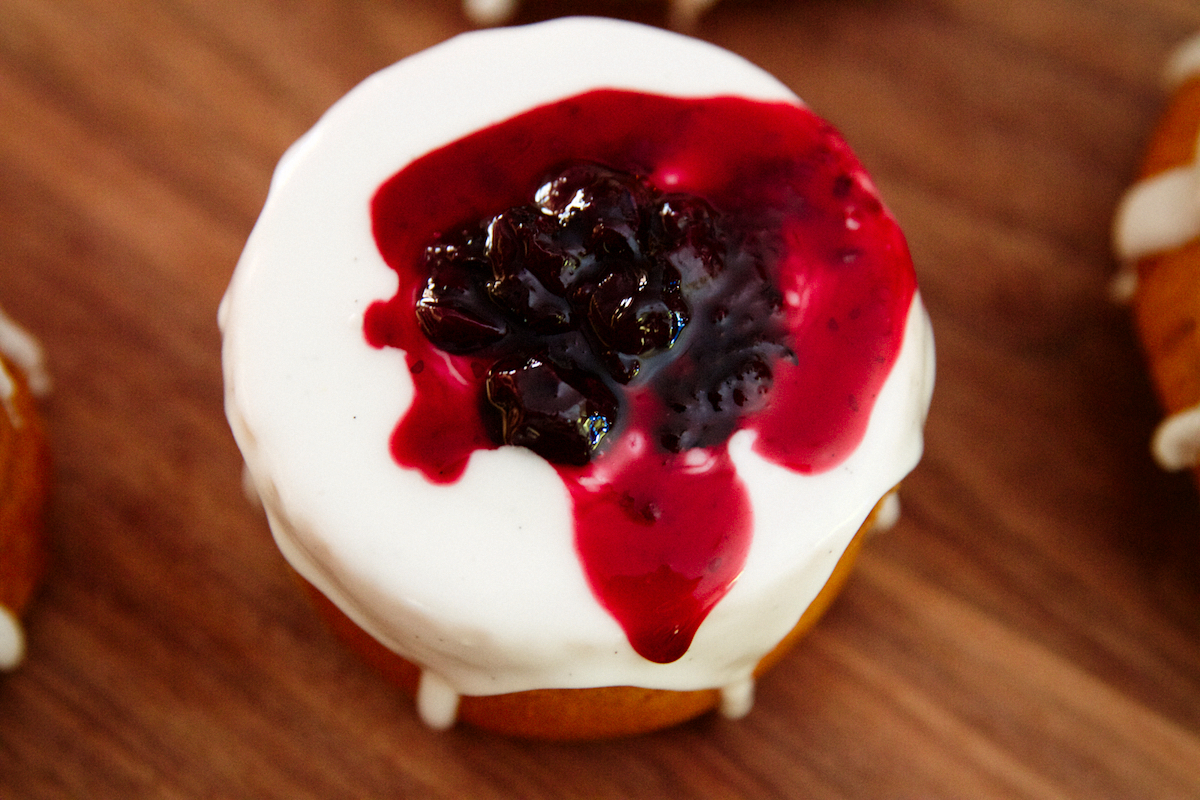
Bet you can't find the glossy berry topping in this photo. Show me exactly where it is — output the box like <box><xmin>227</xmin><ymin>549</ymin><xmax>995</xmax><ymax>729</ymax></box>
<box><xmin>586</xmin><ymin>262</ymin><xmax>688</xmax><ymax>358</ymax></box>
<box><xmin>485</xmin><ymin>209</ymin><xmax>576</xmax><ymax>334</ymax></box>
<box><xmin>364</xmin><ymin>90</ymin><xmax>916</xmax><ymax>664</ymax></box>
<box><xmin>484</xmin><ymin>353</ymin><xmax>618</xmax><ymax>466</ymax></box>
<box><xmin>413</xmin><ymin>161</ymin><xmax>715</xmax><ymax>462</ymax></box>
<box><xmin>414</xmin><ymin>234</ymin><xmax>508</xmax><ymax>352</ymax></box>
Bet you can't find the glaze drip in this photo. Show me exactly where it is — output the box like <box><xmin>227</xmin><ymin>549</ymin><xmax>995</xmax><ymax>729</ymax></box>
<box><xmin>0</xmin><ymin>605</ymin><xmax>25</xmax><ymax>671</ymax></box>
<box><xmin>416</xmin><ymin>670</ymin><xmax>461</xmax><ymax>730</ymax></box>
<box><xmin>0</xmin><ymin>308</ymin><xmax>49</xmax><ymax>427</ymax></box>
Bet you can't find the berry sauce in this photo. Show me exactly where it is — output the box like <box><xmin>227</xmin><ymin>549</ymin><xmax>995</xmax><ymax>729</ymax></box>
<box><xmin>364</xmin><ymin>90</ymin><xmax>916</xmax><ymax>664</ymax></box>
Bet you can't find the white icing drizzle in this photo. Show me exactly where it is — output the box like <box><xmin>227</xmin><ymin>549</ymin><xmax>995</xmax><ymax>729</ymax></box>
<box><xmin>1112</xmin><ymin>154</ymin><xmax>1200</xmax><ymax>263</ymax></box>
<box><xmin>416</xmin><ymin>670</ymin><xmax>461</xmax><ymax>730</ymax></box>
<box><xmin>1164</xmin><ymin>32</ymin><xmax>1200</xmax><ymax>91</ymax></box>
<box><xmin>1112</xmin><ymin>32</ymin><xmax>1200</xmax><ymax>469</ymax></box>
<box><xmin>873</xmin><ymin>490</ymin><xmax>902</xmax><ymax>533</ymax></box>
<box><xmin>0</xmin><ymin>307</ymin><xmax>49</xmax><ymax>427</ymax></box>
<box><xmin>222</xmin><ymin>18</ymin><xmax>935</xmax><ymax>731</ymax></box>
<box><xmin>463</xmin><ymin>0</ymin><xmax>516</xmax><ymax>26</ymax></box>
<box><xmin>1151</xmin><ymin>404</ymin><xmax>1200</xmax><ymax>471</ymax></box>
<box><xmin>241</xmin><ymin>462</ymin><xmax>263</xmax><ymax>511</ymax></box>
<box><xmin>0</xmin><ymin>604</ymin><xmax>26</xmax><ymax>671</ymax></box>
<box><xmin>0</xmin><ymin>307</ymin><xmax>50</xmax><ymax>399</ymax></box>
<box><xmin>1111</xmin><ymin>31</ymin><xmax>1200</xmax><ymax>274</ymax></box>
<box><xmin>0</xmin><ymin>363</ymin><xmax>14</xmax><ymax>425</ymax></box>
<box><xmin>718</xmin><ymin>677</ymin><xmax>755</xmax><ymax>719</ymax></box>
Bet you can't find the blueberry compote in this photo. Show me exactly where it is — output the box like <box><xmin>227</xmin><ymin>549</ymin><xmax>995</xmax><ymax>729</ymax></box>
<box><xmin>364</xmin><ymin>90</ymin><xmax>916</xmax><ymax>664</ymax></box>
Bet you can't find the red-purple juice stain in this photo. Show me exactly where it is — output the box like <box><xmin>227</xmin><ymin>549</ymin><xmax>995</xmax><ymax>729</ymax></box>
<box><xmin>364</xmin><ymin>91</ymin><xmax>915</xmax><ymax>663</ymax></box>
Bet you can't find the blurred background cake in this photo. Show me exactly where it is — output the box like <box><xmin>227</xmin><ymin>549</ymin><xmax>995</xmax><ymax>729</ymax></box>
<box><xmin>0</xmin><ymin>307</ymin><xmax>50</xmax><ymax>671</ymax></box>
<box><xmin>1112</xmin><ymin>33</ymin><xmax>1200</xmax><ymax>485</ymax></box>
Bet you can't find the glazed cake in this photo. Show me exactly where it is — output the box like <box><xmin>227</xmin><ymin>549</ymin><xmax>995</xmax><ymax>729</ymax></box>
<box><xmin>221</xmin><ymin>17</ymin><xmax>935</xmax><ymax>736</ymax></box>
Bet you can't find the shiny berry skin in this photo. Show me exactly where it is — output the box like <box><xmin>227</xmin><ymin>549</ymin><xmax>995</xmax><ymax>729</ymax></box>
<box><xmin>409</xmin><ymin>160</ymin><xmax>791</xmax><ymax>465</ymax></box>
<box><xmin>535</xmin><ymin>162</ymin><xmax>648</xmax><ymax>263</ymax></box>
<box><xmin>585</xmin><ymin>263</ymin><xmax>688</xmax><ymax>357</ymax></box>
<box><xmin>485</xmin><ymin>208</ymin><xmax>575</xmax><ymax>333</ymax></box>
<box><xmin>484</xmin><ymin>353</ymin><xmax>619</xmax><ymax>466</ymax></box>
<box><xmin>415</xmin><ymin>237</ymin><xmax>508</xmax><ymax>353</ymax></box>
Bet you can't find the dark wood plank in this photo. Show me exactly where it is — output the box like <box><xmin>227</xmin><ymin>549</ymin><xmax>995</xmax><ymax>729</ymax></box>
<box><xmin>2</xmin><ymin>0</ymin><xmax>1199</xmax><ymax>796</ymax></box>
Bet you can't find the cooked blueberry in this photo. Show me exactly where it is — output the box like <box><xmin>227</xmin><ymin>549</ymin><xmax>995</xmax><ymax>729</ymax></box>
<box><xmin>415</xmin><ymin>159</ymin><xmax>795</xmax><ymax>464</ymax></box>
<box><xmin>485</xmin><ymin>209</ymin><xmax>575</xmax><ymax>333</ymax></box>
<box><xmin>415</xmin><ymin>242</ymin><xmax>508</xmax><ymax>353</ymax></box>
<box><xmin>586</xmin><ymin>265</ymin><xmax>689</xmax><ymax>357</ymax></box>
<box><xmin>486</xmin><ymin>207</ymin><xmax>569</xmax><ymax>289</ymax></box>
<box><xmin>535</xmin><ymin>162</ymin><xmax>648</xmax><ymax>261</ymax></box>
<box><xmin>484</xmin><ymin>354</ymin><xmax>619</xmax><ymax>466</ymax></box>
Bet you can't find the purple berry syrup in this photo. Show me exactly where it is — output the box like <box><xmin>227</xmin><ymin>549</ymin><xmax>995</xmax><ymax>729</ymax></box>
<box><xmin>364</xmin><ymin>90</ymin><xmax>915</xmax><ymax>664</ymax></box>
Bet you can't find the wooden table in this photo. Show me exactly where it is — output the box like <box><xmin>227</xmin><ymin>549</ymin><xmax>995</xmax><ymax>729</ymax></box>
<box><xmin>3</xmin><ymin>0</ymin><xmax>1200</xmax><ymax>796</ymax></box>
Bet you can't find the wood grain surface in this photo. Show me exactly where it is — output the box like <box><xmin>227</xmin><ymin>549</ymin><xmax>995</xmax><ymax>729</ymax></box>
<box><xmin>3</xmin><ymin>0</ymin><xmax>1200</xmax><ymax>797</ymax></box>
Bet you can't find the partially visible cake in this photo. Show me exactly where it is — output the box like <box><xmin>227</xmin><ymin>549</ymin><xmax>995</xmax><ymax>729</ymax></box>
<box><xmin>222</xmin><ymin>17</ymin><xmax>934</xmax><ymax>738</ymax></box>
<box><xmin>463</xmin><ymin>0</ymin><xmax>719</xmax><ymax>28</ymax></box>
<box><xmin>1112</xmin><ymin>33</ymin><xmax>1200</xmax><ymax>480</ymax></box>
<box><xmin>0</xmin><ymin>306</ymin><xmax>51</xmax><ymax>671</ymax></box>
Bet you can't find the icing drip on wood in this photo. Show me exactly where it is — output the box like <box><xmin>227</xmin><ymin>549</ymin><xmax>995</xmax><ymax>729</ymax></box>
<box><xmin>0</xmin><ymin>605</ymin><xmax>26</xmax><ymax>671</ymax></box>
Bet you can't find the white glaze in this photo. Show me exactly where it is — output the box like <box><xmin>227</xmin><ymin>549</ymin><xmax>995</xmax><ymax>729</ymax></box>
<box><xmin>1164</xmin><ymin>32</ymin><xmax>1200</xmax><ymax>91</ymax></box>
<box><xmin>221</xmin><ymin>18</ymin><xmax>934</xmax><ymax>727</ymax></box>
<box><xmin>240</xmin><ymin>463</ymin><xmax>263</xmax><ymax>511</ymax></box>
<box><xmin>416</xmin><ymin>670</ymin><xmax>461</xmax><ymax>730</ymax></box>
<box><xmin>718</xmin><ymin>677</ymin><xmax>755</xmax><ymax>719</ymax></box>
<box><xmin>1152</xmin><ymin>405</ymin><xmax>1200</xmax><ymax>471</ymax></box>
<box><xmin>1112</xmin><ymin>32</ymin><xmax>1200</xmax><ymax>470</ymax></box>
<box><xmin>1111</xmin><ymin>32</ymin><xmax>1200</xmax><ymax>278</ymax></box>
<box><xmin>0</xmin><ymin>604</ymin><xmax>25</xmax><ymax>671</ymax></box>
<box><xmin>1113</xmin><ymin>30</ymin><xmax>1200</xmax><ymax>264</ymax></box>
<box><xmin>0</xmin><ymin>307</ymin><xmax>49</xmax><ymax>427</ymax></box>
<box><xmin>1112</xmin><ymin>155</ymin><xmax>1200</xmax><ymax>264</ymax></box>
<box><xmin>873</xmin><ymin>490</ymin><xmax>902</xmax><ymax>533</ymax></box>
<box><xmin>0</xmin><ymin>364</ymin><xmax>13</xmax><ymax>425</ymax></box>
<box><xmin>463</xmin><ymin>0</ymin><xmax>517</xmax><ymax>26</ymax></box>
